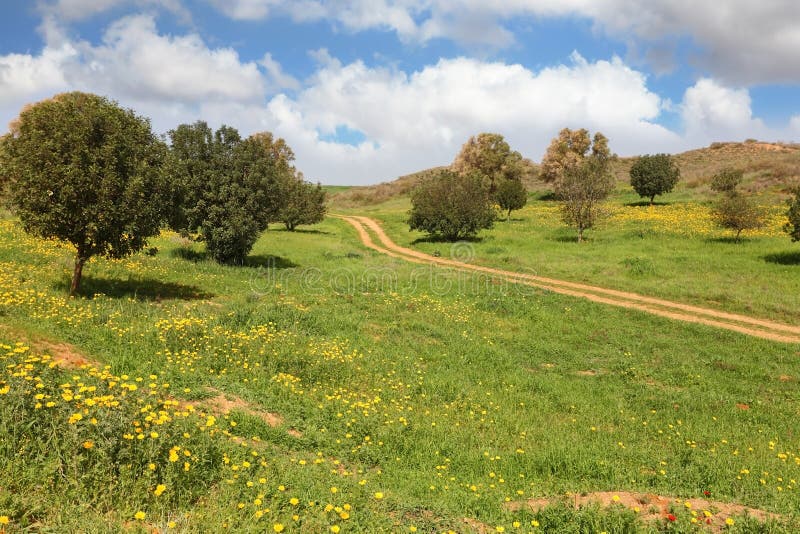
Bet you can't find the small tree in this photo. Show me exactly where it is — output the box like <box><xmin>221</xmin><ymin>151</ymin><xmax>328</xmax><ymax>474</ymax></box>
<box><xmin>556</xmin><ymin>155</ymin><xmax>615</xmax><ymax>242</ymax></box>
<box><xmin>494</xmin><ymin>177</ymin><xmax>527</xmax><ymax>220</ymax></box>
<box><xmin>712</xmin><ymin>192</ymin><xmax>765</xmax><ymax>241</ymax></box>
<box><xmin>540</xmin><ymin>128</ymin><xmax>594</xmax><ymax>184</ymax></box>
<box><xmin>710</xmin><ymin>168</ymin><xmax>744</xmax><ymax>194</ymax></box>
<box><xmin>166</xmin><ymin>124</ymin><xmax>294</xmax><ymax>264</ymax></box>
<box><xmin>408</xmin><ymin>170</ymin><xmax>494</xmax><ymax>240</ymax></box>
<box><xmin>452</xmin><ymin>133</ymin><xmax>524</xmax><ymax>193</ymax></box>
<box><xmin>783</xmin><ymin>188</ymin><xmax>800</xmax><ymax>242</ymax></box>
<box><xmin>0</xmin><ymin>92</ymin><xmax>166</xmax><ymax>295</ymax></box>
<box><xmin>279</xmin><ymin>178</ymin><xmax>327</xmax><ymax>231</ymax></box>
<box><xmin>629</xmin><ymin>153</ymin><xmax>680</xmax><ymax>204</ymax></box>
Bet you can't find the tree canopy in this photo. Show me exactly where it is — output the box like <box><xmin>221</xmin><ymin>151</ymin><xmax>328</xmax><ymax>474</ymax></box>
<box><xmin>494</xmin><ymin>177</ymin><xmax>527</xmax><ymax>220</ymax></box>
<box><xmin>451</xmin><ymin>133</ymin><xmax>524</xmax><ymax>193</ymax></box>
<box><xmin>0</xmin><ymin>92</ymin><xmax>167</xmax><ymax>295</ymax></box>
<box><xmin>166</xmin><ymin>122</ymin><xmax>296</xmax><ymax>264</ymax></box>
<box><xmin>408</xmin><ymin>169</ymin><xmax>494</xmax><ymax>241</ymax></box>
<box><xmin>629</xmin><ymin>153</ymin><xmax>681</xmax><ymax>204</ymax></box>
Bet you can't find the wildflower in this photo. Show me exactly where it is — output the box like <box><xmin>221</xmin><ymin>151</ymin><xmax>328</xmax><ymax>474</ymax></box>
<box><xmin>273</xmin><ymin>524</ymin><xmax>285</xmax><ymax>533</ymax></box>
<box><xmin>331</xmin><ymin>526</ymin><xmax>340</xmax><ymax>533</ymax></box>
<box><xmin>726</xmin><ymin>518</ymin><xmax>735</xmax><ymax>526</ymax></box>
<box><xmin>154</xmin><ymin>484</ymin><xmax>166</xmax><ymax>496</ymax></box>
<box><xmin>374</xmin><ymin>491</ymin><xmax>384</xmax><ymax>500</ymax></box>
<box><xmin>0</xmin><ymin>516</ymin><xmax>9</xmax><ymax>525</ymax></box>
<box><xmin>667</xmin><ymin>514</ymin><xmax>676</xmax><ymax>522</ymax></box>
<box><xmin>134</xmin><ymin>511</ymin><xmax>146</xmax><ymax>521</ymax></box>
<box><xmin>82</xmin><ymin>440</ymin><xmax>94</xmax><ymax>449</ymax></box>
<box><xmin>289</xmin><ymin>498</ymin><xmax>299</xmax><ymax>506</ymax></box>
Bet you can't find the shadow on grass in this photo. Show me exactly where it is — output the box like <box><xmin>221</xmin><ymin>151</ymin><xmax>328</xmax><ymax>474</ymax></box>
<box><xmin>763</xmin><ymin>251</ymin><xmax>800</xmax><ymax>265</ymax></box>
<box><xmin>272</xmin><ymin>227</ymin><xmax>333</xmax><ymax>235</ymax></box>
<box><xmin>536</xmin><ymin>191</ymin><xmax>558</xmax><ymax>201</ymax></box>
<box><xmin>244</xmin><ymin>255</ymin><xmax>298</xmax><ymax>269</ymax></box>
<box><xmin>705</xmin><ymin>236</ymin><xmax>747</xmax><ymax>244</ymax></box>
<box><xmin>411</xmin><ymin>235</ymin><xmax>484</xmax><ymax>245</ymax></box>
<box><xmin>171</xmin><ymin>247</ymin><xmax>297</xmax><ymax>269</ymax></box>
<box><xmin>58</xmin><ymin>276</ymin><xmax>214</xmax><ymax>301</ymax></box>
<box><xmin>624</xmin><ymin>200</ymin><xmax>673</xmax><ymax>207</ymax></box>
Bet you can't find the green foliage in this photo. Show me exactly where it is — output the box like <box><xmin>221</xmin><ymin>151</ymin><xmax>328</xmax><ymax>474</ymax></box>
<box><xmin>712</xmin><ymin>192</ymin><xmax>765</xmax><ymax>241</ymax></box>
<box><xmin>278</xmin><ymin>179</ymin><xmax>327</xmax><ymax>231</ymax></box>
<box><xmin>784</xmin><ymin>188</ymin><xmax>800</xmax><ymax>242</ymax></box>
<box><xmin>166</xmin><ymin>123</ymin><xmax>295</xmax><ymax>264</ymax></box>
<box><xmin>0</xmin><ymin>92</ymin><xmax>166</xmax><ymax>295</ymax></box>
<box><xmin>710</xmin><ymin>168</ymin><xmax>744</xmax><ymax>194</ymax></box>
<box><xmin>451</xmin><ymin>133</ymin><xmax>524</xmax><ymax>192</ymax></box>
<box><xmin>629</xmin><ymin>153</ymin><xmax>681</xmax><ymax>203</ymax></box>
<box><xmin>553</xmin><ymin>132</ymin><xmax>615</xmax><ymax>241</ymax></box>
<box><xmin>408</xmin><ymin>169</ymin><xmax>494</xmax><ymax>240</ymax></box>
<box><xmin>494</xmin><ymin>177</ymin><xmax>527</xmax><ymax>219</ymax></box>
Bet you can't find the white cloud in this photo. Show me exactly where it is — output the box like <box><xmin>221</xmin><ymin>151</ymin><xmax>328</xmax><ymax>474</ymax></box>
<box><xmin>681</xmin><ymin>78</ymin><xmax>767</xmax><ymax>143</ymax></box>
<box><xmin>209</xmin><ymin>0</ymin><xmax>800</xmax><ymax>84</ymax></box>
<box><xmin>38</xmin><ymin>0</ymin><xmax>192</xmax><ymax>23</ymax></box>
<box><xmin>1</xmin><ymin>14</ymin><xmax>797</xmax><ymax>185</ymax></box>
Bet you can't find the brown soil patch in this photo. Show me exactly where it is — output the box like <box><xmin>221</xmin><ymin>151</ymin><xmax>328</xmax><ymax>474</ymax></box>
<box><xmin>202</xmin><ymin>388</ymin><xmax>284</xmax><ymax>428</ymax></box>
<box><xmin>337</xmin><ymin>215</ymin><xmax>800</xmax><ymax>344</ymax></box>
<box><xmin>576</xmin><ymin>369</ymin><xmax>599</xmax><ymax>376</ymax></box>
<box><xmin>36</xmin><ymin>340</ymin><xmax>93</xmax><ymax>369</ymax></box>
<box><xmin>507</xmin><ymin>491</ymin><xmax>780</xmax><ymax>530</ymax></box>
<box><xmin>462</xmin><ymin>516</ymin><xmax>491</xmax><ymax>533</ymax></box>
<box><xmin>779</xmin><ymin>374</ymin><xmax>795</xmax><ymax>382</ymax></box>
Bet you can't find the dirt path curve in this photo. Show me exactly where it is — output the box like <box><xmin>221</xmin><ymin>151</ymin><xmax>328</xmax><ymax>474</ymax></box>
<box><xmin>335</xmin><ymin>215</ymin><xmax>800</xmax><ymax>345</ymax></box>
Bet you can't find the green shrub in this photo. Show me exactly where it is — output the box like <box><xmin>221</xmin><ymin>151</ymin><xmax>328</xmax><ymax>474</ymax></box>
<box><xmin>629</xmin><ymin>153</ymin><xmax>681</xmax><ymax>204</ymax></box>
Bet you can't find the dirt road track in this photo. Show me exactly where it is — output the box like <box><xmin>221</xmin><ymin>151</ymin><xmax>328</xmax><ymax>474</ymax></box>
<box><xmin>336</xmin><ymin>215</ymin><xmax>800</xmax><ymax>345</ymax></box>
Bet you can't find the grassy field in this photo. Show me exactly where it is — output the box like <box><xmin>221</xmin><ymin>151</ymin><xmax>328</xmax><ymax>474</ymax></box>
<box><xmin>341</xmin><ymin>186</ymin><xmax>800</xmax><ymax>325</ymax></box>
<box><xmin>1</xmin><ymin>210</ymin><xmax>799</xmax><ymax>533</ymax></box>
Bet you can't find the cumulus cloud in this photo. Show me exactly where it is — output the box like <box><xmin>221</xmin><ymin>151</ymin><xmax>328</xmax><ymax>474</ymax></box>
<box><xmin>0</xmin><ymin>13</ymin><xmax>796</xmax><ymax>185</ymax></box>
<box><xmin>208</xmin><ymin>0</ymin><xmax>800</xmax><ymax>84</ymax></box>
<box><xmin>37</xmin><ymin>0</ymin><xmax>192</xmax><ymax>23</ymax></box>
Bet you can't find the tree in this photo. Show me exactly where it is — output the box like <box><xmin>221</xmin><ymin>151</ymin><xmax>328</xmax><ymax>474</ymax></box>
<box><xmin>279</xmin><ymin>178</ymin><xmax>327</xmax><ymax>231</ymax></box>
<box><xmin>166</xmin><ymin>123</ymin><xmax>294</xmax><ymax>264</ymax></box>
<box><xmin>629</xmin><ymin>153</ymin><xmax>681</xmax><ymax>204</ymax></box>
<box><xmin>408</xmin><ymin>170</ymin><xmax>494</xmax><ymax>240</ymax></box>
<box><xmin>710</xmin><ymin>168</ymin><xmax>744</xmax><ymax>194</ymax></box>
<box><xmin>712</xmin><ymin>192</ymin><xmax>765</xmax><ymax>241</ymax></box>
<box><xmin>552</xmin><ymin>132</ymin><xmax>614</xmax><ymax>242</ymax></box>
<box><xmin>0</xmin><ymin>92</ymin><xmax>166</xmax><ymax>295</ymax></box>
<box><xmin>540</xmin><ymin>128</ymin><xmax>595</xmax><ymax>184</ymax></box>
<box><xmin>452</xmin><ymin>133</ymin><xmax>524</xmax><ymax>193</ymax></box>
<box><xmin>783</xmin><ymin>188</ymin><xmax>800</xmax><ymax>242</ymax></box>
<box><xmin>494</xmin><ymin>177</ymin><xmax>527</xmax><ymax>220</ymax></box>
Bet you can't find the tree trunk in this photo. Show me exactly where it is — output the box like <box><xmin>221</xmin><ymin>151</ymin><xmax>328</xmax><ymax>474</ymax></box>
<box><xmin>507</xmin><ymin>208</ymin><xmax>512</xmax><ymax>221</ymax></box>
<box><xmin>577</xmin><ymin>228</ymin><xmax>584</xmax><ymax>243</ymax></box>
<box><xmin>70</xmin><ymin>255</ymin><xmax>86</xmax><ymax>297</ymax></box>
<box><xmin>736</xmin><ymin>228</ymin><xmax>742</xmax><ymax>242</ymax></box>
<box><xmin>650</xmin><ymin>194</ymin><xmax>655</xmax><ymax>205</ymax></box>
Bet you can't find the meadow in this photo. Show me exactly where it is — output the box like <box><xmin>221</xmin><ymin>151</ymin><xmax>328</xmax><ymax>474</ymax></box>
<box><xmin>345</xmin><ymin>186</ymin><xmax>800</xmax><ymax>324</ymax></box>
<box><xmin>1</xmin><ymin>202</ymin><xmax>799</xmax><ymax>533</ymax></box>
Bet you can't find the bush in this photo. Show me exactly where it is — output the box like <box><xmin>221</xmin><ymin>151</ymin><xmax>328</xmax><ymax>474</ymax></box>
<box><xmin>629</xmin><ymin>153</ymin><xmax>680</xmax><ymax>204</ymax></box>
<box><xmin>712</xmin><ymin>192</ymin><xmax>765</xmax><ymax>241</ymax></box>
<box><xmin>710</xmin><ymin>168</ymin><xmax>744</xmax><ymax>193</ymax></box>
<box><xmin>408</xmin><ymin>170</ymin><xmax>494</xmax><ymax>240</ymax></box>
<box><xmin>495</xmin><ymin>177</ymin><xmax>527</xmax><ymax>220</ymax></box>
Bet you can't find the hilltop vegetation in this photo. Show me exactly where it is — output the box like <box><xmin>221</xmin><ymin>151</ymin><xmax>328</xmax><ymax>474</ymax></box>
<box><xmin>331</xmin><ymin>140</ymin><xmax>800</xmax><ymax>208</ymax></box>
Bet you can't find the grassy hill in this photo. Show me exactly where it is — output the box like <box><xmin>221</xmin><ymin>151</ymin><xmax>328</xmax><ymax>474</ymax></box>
<box><xmin>331</xmin><ymin>141</ymin><xmax>800</xmax><ymax>207</ymax></box>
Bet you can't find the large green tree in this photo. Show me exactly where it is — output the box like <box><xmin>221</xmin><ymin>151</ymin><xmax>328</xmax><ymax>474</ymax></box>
<box><xmin>408</xmin><ymin>169</ymin><xmax>494</xmax><ymax>241</ymax></box>
<box><xmin>629</xmin><ymin>153</ymin><xmax>681</xmax><ymax>204</ymax></box>
<box><xmin>552</xmin><ymin>131</ymin><xmax>614</xmax><ymax>242</ymax></box>
<box><xmin>0</xmin><ymin>92</ymin><xmax>167</xmax><ymax>295</ymax></box>
<box><xmin>451</xmin><ymin>133</ymin><xmax>524</xmax><ymax>193</ymax></box>
<box><xmin>166</xmin><ymin>124</ymin><xmax>295</xmax><ymax>264</ymax></box>
<box><xmin>494</xmin><ymin>177</ymin><xmax>527</xmax><ymax>220</ymax></box>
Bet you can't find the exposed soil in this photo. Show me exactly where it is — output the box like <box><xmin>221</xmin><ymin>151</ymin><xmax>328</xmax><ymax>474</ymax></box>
<box><xmin>202</xmin><ymin>388</ymin><xmax>284</xmax><ymax>428</ymax></box>
<box><xmin>338</xmin><ymin>215</ymin><xmax>800</xmax><ymax>344</ymax></box>
<box><xmin>506</xmin><ymin>491</ymin><xmax>781</xmax><ymax>532</ymax></box>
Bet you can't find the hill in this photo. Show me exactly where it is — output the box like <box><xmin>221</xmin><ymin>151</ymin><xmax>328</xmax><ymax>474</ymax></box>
<box><xmin>331</xmin><ymin>140</ymin><xmax>800</xmax><ymax>207</ymax></box>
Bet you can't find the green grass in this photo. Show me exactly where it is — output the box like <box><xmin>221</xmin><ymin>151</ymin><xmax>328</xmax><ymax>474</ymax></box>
<box><xmin>0</xmin><ymin>212</ymin><xmax>799</xmax><ymax>532</ymax></box>
<box><xmin>341</xmin><ymin>187</ymin><xmax>800</xmax><ymax>324</ymax></box>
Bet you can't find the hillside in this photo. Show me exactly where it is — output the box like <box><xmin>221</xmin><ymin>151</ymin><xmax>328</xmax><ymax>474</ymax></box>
<box><xmin>331</xmin><ymin>140</ymin><xmax>800</xmax><ymax>207</ymax></box>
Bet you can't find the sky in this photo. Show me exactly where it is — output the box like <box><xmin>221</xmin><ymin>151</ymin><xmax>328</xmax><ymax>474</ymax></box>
<box><xmin>1</xmin><ymin>1</ymin><xmax>799</xmax><ymax>185</ymax></box>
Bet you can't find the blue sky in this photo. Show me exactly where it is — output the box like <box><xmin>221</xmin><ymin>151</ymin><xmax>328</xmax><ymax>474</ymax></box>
<box><xmin>1</xmin><ymin>1</ymin><xmax>799</xmax><ymax>184</ymax></box>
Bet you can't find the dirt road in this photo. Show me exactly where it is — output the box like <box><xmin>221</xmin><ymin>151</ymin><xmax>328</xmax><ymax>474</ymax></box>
<box><xmin>337</xmin><ymin>215</ymin><xmax>800</xmax><ymax>344</ymax></box>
